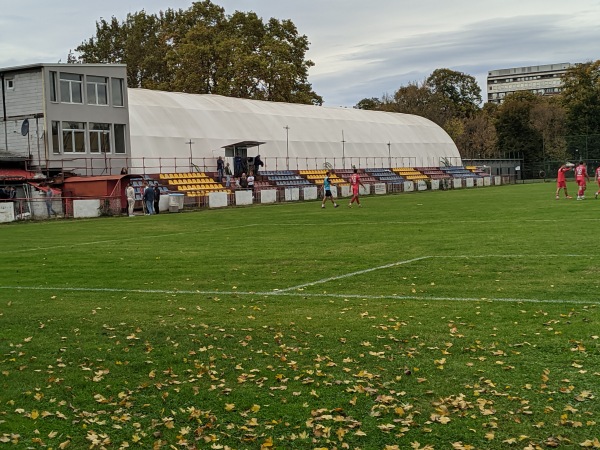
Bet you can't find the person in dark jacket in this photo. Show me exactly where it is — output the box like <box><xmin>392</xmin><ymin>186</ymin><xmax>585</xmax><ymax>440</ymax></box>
<box><xmin>143</xmin><ymin>182</ymin><xmax>155</xmax><ymax>215</ymax></box>
<box><xmin>153</xmin><ymin>182</ymin><xmax>161</xmax><ymax>214</ymax></box>
<box><xmin>254</xmin><ymin>154</ymin><xmax>264</xmax><ymax>179</ymax></box>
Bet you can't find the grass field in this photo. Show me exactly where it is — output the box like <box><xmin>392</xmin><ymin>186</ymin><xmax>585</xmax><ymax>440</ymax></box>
<box><xmin>1</xmin><ymin>183</ymin><xmax>599</xmax><ymax>450</ymax></box>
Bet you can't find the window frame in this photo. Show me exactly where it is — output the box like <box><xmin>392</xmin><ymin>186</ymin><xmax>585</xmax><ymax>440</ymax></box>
<box><xmin>86</xmin><ymin>75</ymin><xmax>109</xmax><ymax>106</ymax></box>
<box><xmin>59</xmin><ymin>73</ymin><xmax>83</xmax><ymax>104</ymax></box>
<box><xmin>62</xmin><ymin>121</ymin><xmax>86</xmax><ymax>153</ymax></box>
<box><xmin>89</xmin><ymin>123</ymin><xmax>111</xmax><ymax>153</ymax></box>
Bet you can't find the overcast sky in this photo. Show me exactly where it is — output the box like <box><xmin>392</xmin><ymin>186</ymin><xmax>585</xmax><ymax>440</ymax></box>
<box><xmin>1</xmin><ymin>0</ymin><xmax>599</xmax><ymax>107</ymax></box>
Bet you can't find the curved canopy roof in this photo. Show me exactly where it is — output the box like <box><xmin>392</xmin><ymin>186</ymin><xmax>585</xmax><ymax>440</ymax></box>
<box><xmin>128</xmin><ymin>89</ymin><xmax>461</xmax><ymax>170</ymax></box>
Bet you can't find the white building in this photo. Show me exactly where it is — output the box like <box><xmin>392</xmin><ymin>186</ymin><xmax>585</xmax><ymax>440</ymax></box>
<box><xmin>487</xmin><ymin>63</ymin><xmax>572</xmax><ymax>104</ymax></box>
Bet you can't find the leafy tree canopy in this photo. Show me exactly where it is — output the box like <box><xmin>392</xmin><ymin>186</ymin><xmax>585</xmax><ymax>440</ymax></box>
<box><xmin>75</xmin><ymin>0</ymin><xmax>322</xmax><ymax>105</ymax></box>
<box><xmin>425</xmin><ymin>68</ymin><xmax>482</xmax><ymax>118</ymax></box>
<box><xmin>561</xmin><ymin>60</ymin><xmax>600</xmax><ymax>136</ymax></box>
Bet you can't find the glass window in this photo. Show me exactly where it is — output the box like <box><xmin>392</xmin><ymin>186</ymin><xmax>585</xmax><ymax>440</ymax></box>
<box><xmin>59</xmin><ymin>73</ymin><xmax>83</xmax><ymax>103</ymax></box>
<box><xmin>52</xmin><ymin>121</ymin><xmax>60</xmax><ymax>154</ymax></box>
<box><xmin>114</xmin><ymin>124</ymin><xmax>126</xmax><ymax>153</ymax></box>
<box><xmin>49</xmin><ymin>71</ymin><xmax>58</xmax><ymax>102</ymax></box>
<box><xmin>87</xmin><ymin>75</ymin><xmax>108</xmax><ymax>105</ymax></box>
<box><xmin>62</xmin><ymin>121</ymin><xmax>86</xmax><ymax>153</ymax></box>
<box><xmin>111</xmin><ymin>78</ymin><xmax>124</xmax><ymax>106</ymax></box>
<box><xmin>89</xmin><ymin>123</ymin><xmax>111</xmax><ymax>153</ymax></box>
<box><xmin>6</xmin><ymin>79</ymin><xmax>14</xmax><ymax>90</ymax></box>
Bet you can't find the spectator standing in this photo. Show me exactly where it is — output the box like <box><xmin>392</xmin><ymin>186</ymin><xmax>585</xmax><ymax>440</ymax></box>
<box><xmin>143</xmin><ymin>182</ymin><xmax>155</xmax><ymax>215</ymax></box>
<box><xmin>234</xmin><ymin>154</ymin><xmax>243</xmax><ymax>177</ymax></box>
<box><xmin>217</xmin><ymin>156</ymin><xmax>224</xmax><ymax>182</ymax></box>
<box><xmin>153</xmin><ymin>182</ymin><xmax>161</xmax><ymax>214</ymax></box>
<box><xmin>126</xmin><ymin>182</ymin><xmax>135</xmax><ymax>216</ymax></box>
<box><xmin>225</xmin><ymin>162</ymin><xmax>232</xmax><ymax>187</ymax></box>
<box><xmin>247</xmin><ymin>171</ymin><xmax>255</xmax><ymax>192</ymax></box>
<box><xmin>45</xmin><ymin>187</ymin><xmax>58</xmax><ymax>217</ymax></box>
<box><xmin>254</xmin><ymin>154</ymin><xmax>264</xmax><ymax>179</ymax></box>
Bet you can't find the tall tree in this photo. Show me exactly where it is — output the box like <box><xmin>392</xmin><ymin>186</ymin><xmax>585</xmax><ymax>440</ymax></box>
<box><xmin>561</xmin><ymin>61</ymin><xmax>600</xmax><ymax>136</ymax></box>
<box><xmin>354</xmin><ymin>97</ymin><xmax>382</xmax><ymax>110</ymax></box>
<box><xmin>529</xmin><ymin>97</ymin><xmax>567</xmax><ymax>162</ymax></box>
<box><xmin>453</xmin><ymin>110</ymin><xmax>498</xmax><ymax>159</ymax></box>
<box><xmin>381</xmin><ymin>82</ymin><xmax>452</xmax><ymax>128</ymax></box>
<box><xmin>425</xmin><ymin>68</ymin><xmax>482</xmax><ymax>118</ymax></box>
<box><xmin>495</xmin><ymin>92</ymin><xmax>544</xmax><ymax>177</ymax></box>
<box><xmin>75</xmin><ymin>1</ymin><xmax>322</xmax><ymax>105</ymax></box>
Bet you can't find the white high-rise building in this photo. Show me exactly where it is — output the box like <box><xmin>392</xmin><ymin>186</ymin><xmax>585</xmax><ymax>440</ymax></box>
<box><xmin>487</xmin><ymin>63</ymin><xmax>572</xmax><ymax>104</ymax></box>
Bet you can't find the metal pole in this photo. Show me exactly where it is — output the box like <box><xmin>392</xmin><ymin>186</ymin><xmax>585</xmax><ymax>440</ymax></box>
<box><xmin>387</xmin><ymin>142</ymin><xmax>391</xmax><ymax>169</ymax></box>
<box><xmin>284</xmin><ymin>125</ymin><xmax>290</xmax><ymax>170</ymax></box>
<box><xmin>341</xmin><ymin>130</ymin><xmax>346</xmax><ymax>169</ymax></box>
<box><xmin>187</xmin><ymin>139</ymin><xmax>194</xmax><ymax>171</ymax></box>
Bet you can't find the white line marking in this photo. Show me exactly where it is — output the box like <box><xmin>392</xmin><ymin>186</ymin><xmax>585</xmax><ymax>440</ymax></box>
<box><xmin>275</xmin><ymin>254</ymin><xmax>598</xmax><ymax>293</ymax></box>
<box><xmin>5</xmin><ymin>224</ymin><xmax>259</xmax><ymax>253</ymax></box>
<box><xmin>0</xmin><ymin>285</ymin><xmax>595</xmax><ymax>305</ymax></box>
<box><xmin>275</xmin><ymin>256</ymin><xmax>433</xmax><ymax>292</ymax></box>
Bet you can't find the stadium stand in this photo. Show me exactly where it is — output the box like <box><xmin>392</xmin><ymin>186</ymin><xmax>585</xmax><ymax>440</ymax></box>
<box><xmin>159</xmin><ymin>172</ymin><xmax>230</xmax><ymax>197</ymax></box>
<box><xmin>261</xmin><ymin>170</ymin><xmax>312</xmax><ymax>187</ymax></box>
<box><xmin>392</xmin><ymin>167</ymin><xmax>429</xmax><ymax>181</ymax></box>
<box><xmin>365</xmin><ymin>168</ymin><xmax>405</xmax><ymax>184</ymax></box>
<box><xmin>414</xmin><ymin>167</ymin><xmax>451</xmax><ymax>180</ymax></box>
<box><xmin>441</xmin><ymin>166</ymin><xmax>481</xmax><ymax>178</ymax></box>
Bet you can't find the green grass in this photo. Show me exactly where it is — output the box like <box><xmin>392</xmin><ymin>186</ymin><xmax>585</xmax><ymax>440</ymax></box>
<box><xmin>1</xmin><ymin>183</ymin><xmax>599</xmax><ymax>449</ymax></box>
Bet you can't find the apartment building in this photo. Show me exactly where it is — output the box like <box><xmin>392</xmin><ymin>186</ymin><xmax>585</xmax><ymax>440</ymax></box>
<box><xmin>487</xmin><ymin>63</ymin><xmax>572</xmax><ymax>104</ymax></box>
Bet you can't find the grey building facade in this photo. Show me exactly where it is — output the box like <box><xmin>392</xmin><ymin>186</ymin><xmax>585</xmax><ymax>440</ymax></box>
<box><xmin>0</xmin><ymin>63</ymin><xmax>131</xmax><ymax>175</ymax></box>
<box><xmin>487</xmin><ymin>63</ymin><xmax>572</xmax><ymax>104</ymax></box>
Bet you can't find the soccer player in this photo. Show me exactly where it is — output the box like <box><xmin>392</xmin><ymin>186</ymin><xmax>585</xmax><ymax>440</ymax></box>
<box><xmin>321</xmin><ymin>171</ymin><xmax>339</xmax><ymax>208</ymax></box>
<box><xmin>595</xmin><ymin>165</ymin><xmax>600</xmax><ymax>199</ymax></box>
<box><xmin>575</xmin><ymin>161</ymin><xmax>590</xmax><ymax>200</ymax></box>
<box><xmin>555</xmin><ymin>163</ymin><xmax>572</xmax><ymax>199</ymax></box>
<box><xmin>348</xmin><ymin>168</ymin><xmax>366</xmax><ymax>208</ymax></box>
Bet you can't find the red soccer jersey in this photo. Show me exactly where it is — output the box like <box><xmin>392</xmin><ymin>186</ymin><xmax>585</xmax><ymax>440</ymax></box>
<box><xmin>557</xmin><ymin>167</ymin><xmax>570</xmax><ymax>183</ymax></box>
<box><xmin>595</xmin><ymin>167</ymin><xmax>600</xmax><ymax>180</ymax></box>
<box><xmin>575</xmin><ymin>165</ymin><xmax>587</xmax><ymax>181</ymax></box>
<box><xmin>350</xmin><ymin>174</ymin><xmax>360</xmax><ymax>186</ymax></box>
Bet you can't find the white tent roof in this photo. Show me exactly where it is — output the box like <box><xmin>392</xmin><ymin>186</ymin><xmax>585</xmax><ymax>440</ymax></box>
<box><xmin>127</xmin><ymin>89</ymin><xmax>461</xmax><ymax>171</ymax></box>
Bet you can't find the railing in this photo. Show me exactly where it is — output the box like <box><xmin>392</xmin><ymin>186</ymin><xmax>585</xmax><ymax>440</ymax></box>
<box><xmin>39</xmin><ymin>155</ymin><xmax>465</xmax><ymax>177</ymax></box>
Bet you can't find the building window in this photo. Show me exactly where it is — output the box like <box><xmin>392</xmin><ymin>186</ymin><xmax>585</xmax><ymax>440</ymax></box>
<box><xmin>111</xmin><ymin>78</ymin><xmax>124</xmax><ymax>107</ymax></box>
<box><xmin>114</xmin><ymin>124</ymin><xmax>126</xmax><ymax>153</ymax></box>
<box><xmin>87</xmin><ymin>76</ymin><xmax>108</xmax><ymax>105</ymax></box>
<box><xmin>49</xmin><ymin>71</ymin><xmax>58</xmax><ymax>102</ymax></box>
<box><xmin>6</xmin><ymin>79</ymin><xmax>14</xmax><ymax>90</ymax></box>
<box><xmin>62</xmin><ymin>121</ymin><xmax>86</xmax><ymax>153</ymax></box>
<box><xmin>60</xmin><ymin>73</ymin><xmax>83</xmax><ymax>103</ymax></box>
<box><xmin>89</xmin><ymin>123</ymin><xmax>111</xmax><ymax>153</ymax></box>
<box><xmin>52</xmin><ymin>121</ymin><xmax>60</xmax><ymax>154</ymax></box>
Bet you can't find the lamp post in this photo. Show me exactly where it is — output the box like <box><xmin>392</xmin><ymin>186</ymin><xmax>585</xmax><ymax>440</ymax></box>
<box><xmin>387</xmin><ymin>141</ymin><xmax>391</xmax><ymax>169</ymax></box>
<box><xmin>187</xmin><ymin>139</ymin><xmax>194</xmax><ymax>171</ymax></box>
<box><xmin>283</xmin><ymin>125</ymin><xmax>290</xmax><ymax>170</ymax></box>
<box><xmin>341</xmin><ymin>130</ymin><xmax>346</xmax><ymax>169</ymax></box>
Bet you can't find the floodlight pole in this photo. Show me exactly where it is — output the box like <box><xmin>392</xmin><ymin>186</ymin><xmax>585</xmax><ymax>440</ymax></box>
<box><xmin>284</xmin><ymin>125</ymin><xmax>290</xmax><ymax>170</ymax></box>
<box><xmin>341</xmin><ymin>130</ymin><xmax>346</xmax><ymax>169</ymax></box>
<box><xmin>187</xmin><ymin>139</ymin><xmax>194</xmax><ymax>171</ymax></box>
<box><xmin>387</xmin><ymin>141</ymin><xmax>391</xmax><ymax>169</ymax></box>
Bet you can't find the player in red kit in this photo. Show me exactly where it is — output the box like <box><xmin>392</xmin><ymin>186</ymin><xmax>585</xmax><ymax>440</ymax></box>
<box><xmin>348</xmin><ymin>168</ymin><xmax>366</xmax><ymax>208</ymax></box>
<box><xmin>575</xmin><ymin>161</ymin><xmax>590</xmax><ymax>200</ymax></box>
<box><xmin>594</xmin><ymin>165</ymin><xmax>600</xmax><ymax>199</ymax></box>
<box><xmin>555</xmin><ymin>163</ymin><xmax>572</xmax><ymax>199</ymax></box>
